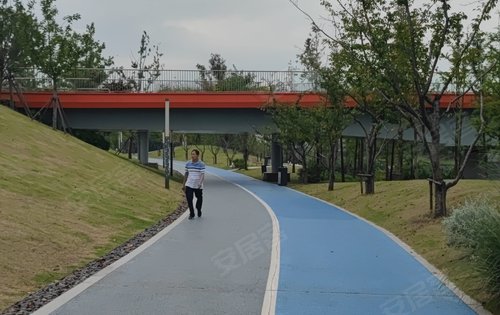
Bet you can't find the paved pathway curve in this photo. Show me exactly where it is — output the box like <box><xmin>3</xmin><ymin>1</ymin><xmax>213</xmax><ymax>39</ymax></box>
<box><xmin>34</xmin><ymin>163</ymin><xmax>273</xmax><ymax>315</ymax></box>
<box><xmin>34</xmin><ymin>162</ymin><xmax>485</xmax><ymax>315</ymax></box>
<box><xmin>205</xmin><ymin>166</ymin><xmax>483</xmax><ymax>315</ymax></box>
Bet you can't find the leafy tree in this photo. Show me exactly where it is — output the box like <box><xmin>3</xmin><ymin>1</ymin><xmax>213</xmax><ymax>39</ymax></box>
<box><xmin>34</xmin><ymin>0</ymin><xmax>112</xmax><ymax>130</ymax></box>
<box><xmin>208</xmin><ymin>53</ymin><xmax>227</xmax><ymax>81</ymax></box>
<box><xmin>480</xmin><ymin>101</ymin><xmax>500</xmax><ymax>142</ymax></box>
<box><xmin>217</xmin><ymin>70</ymin><xmax>257</xmax><ymax>91</ymax></box>
<box><xmin>196</xmin><ymin>53</ymin><xmax>227</xmax><ymax>90</ymax></box>
<box><xmin>293</xmin><ymin>0</ymin><xmax>498</xmax><ymax>216</ymax></box>
<box><xmin>220</xmin><ymin>134</ymin><xmax>238</xmax><ymax>166</ymax></box>
<box><xmin>300</xmin><ymin>35</ymin><xmax>356</xmax><ymax>191</ymax></box>
<box><xmin>68</xmin><ymin>23</ymin><xmax>113</xmax><ymax>90</ymax></box>
<box><xmin>180</xmin><ymin>133</ymin><xmax>190</xmax><ymax>160</ymax></box>
<box><xmin>196</xmin><ymin>53</ymin><xmax>257</xmax><ymax>91</ymax></box>
<box><xmin>474</xmin><ymin>30</ymin><xmax>500</xmax><ymax>143</ymax></box>
<box><xmin>267</xmin><ymin>102</ymin><xmax>316</xmax><ymax>183</ymax></box>
<box><xmin>0</xmin><ymin>0</ymin><xmax>41</xmax><ymax>112</ymax></box>
<box><xmin>236</xmin><ymin>132</ymin><xmax>258</xmax><ymax>170</ymax></box>
<box><xmin>206</xmin><ymin>134</ymin><xmax>222</xmax><ymax>164</ymax></box>
<box><xmin>104</xmin><ymin>31</ymin><xmax>163</xmax><ymax>92</ymax></box>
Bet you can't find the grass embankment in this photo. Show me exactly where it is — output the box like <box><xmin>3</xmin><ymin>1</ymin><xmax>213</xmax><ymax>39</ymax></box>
<box><xmin>239</xmin><ymin>167</ymin><xmax>500</xmax><ymax>314</ymax></box>
<box><xmin>0</xmin><ymin>106</ymin><xmax>183</xmax><ymax>310</ymax></box>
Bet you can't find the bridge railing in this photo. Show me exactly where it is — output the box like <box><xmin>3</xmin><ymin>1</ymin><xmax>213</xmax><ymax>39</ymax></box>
<box><xmin>7</xmin><ymin>68</ymin><xmax>321</xmax><ymax>93</ymax></box>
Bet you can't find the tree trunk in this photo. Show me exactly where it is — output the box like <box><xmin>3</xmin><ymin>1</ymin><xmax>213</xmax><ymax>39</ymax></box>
<box><xmin>359</xmin><ymin>138</ymin><xmax>365</xmax><ymax>174</ymax></box>
<box><xmin>315</xmin><ymin>138</ymin><xmax>322</xmax><ymax>167</ymax></box>
<box><xmin>8</xmin><ymin>76</ymin><xmax>15</xmax><ymax>110</ymax></box>
<box><xmin>328</xmin><ymin>142</ymin><xmax>338</xmax><ymax>191</ymax></box>
<box><xmin>340</xmin><ymin>137</ymin><xmax>345</xmax><ymax>182</ymax></box>
<box><xmin>434</xmin><ymin>181</ymin><xmax>448</xmax><ymax>217</ymax></box>
<box><xmin>128</xmin><ymin>136</ymin><xmax>133</xmax><ymax>159</ymax></box>
<box><xmin>411</xmin><ymin>129</ymin><xmax>418</xmax><ymax>179</ymax></box>
<box><xmin>353</xmin><ymin>138</ymin><xmax>358</xmax><ymax>177</ymax></box>
<box><xmin>454</xmin><ymin>110</ymin><xmax>463</xmax><ymax>177</ymax></box>
<box><xmin>365</xmin><ymin>175</ymin><xmax>375</xmax><ymax>194</ymax></box>
<box><xmin>52</xmin><ymin>83</ymin><xmax>58</xmax><ymax>129</ymax></box>
<box><xmin>183</xmin><ymin>135</ymin><xmax>189</xmax><ymax>160</ymax></box>
<box><xmin>398</xmin><ymin>139</ymin><xmax>404</xmax><ymax>179</ymax></box>
<box><xmin>397</xmin><ymin>122</ymin><xmax>404</xmax><ymax>179</ymax></box>
<box><xmin>410</xmin><ymin>144</ymin><xmax>415</xmax><ymax>179</ymax></box>
<box><xmin>390</xmin><ymin>139</ymin><xmax>395</xmax><ymax>180</ymax></box>
<box><xmin>429</xmin><ymin>134</ymin><xmax>446</xmax><ymax>216</ymax></box>
<box><xmin>365</xmin><ymin>132</ymin><xmax>377</xmax><ymax>194</ymax></box>
<box><xmin>243</xmin><ymin>148</ymin><xmax>249</xmax><ymax>170</ymax></box>
<box><xmin>385</xmin><ymin>143</ymin><xmax>390</xmax><ymax>181</ymax></box>
<box><xmin>300</xmin><ymin>148</ymin><xmax>308</xmax><ymax>184</ymax></box>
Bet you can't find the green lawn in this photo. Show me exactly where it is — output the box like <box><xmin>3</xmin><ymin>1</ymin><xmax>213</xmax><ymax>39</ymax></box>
<box><xmin>238</xmin><ymin>167</ymin><xmax>500</xmax><ymax>314</ymax></box>
<box><xmin>0</xmin><ymin>106</ymin><xmax>183</xmax><ymax>310</ymax></box>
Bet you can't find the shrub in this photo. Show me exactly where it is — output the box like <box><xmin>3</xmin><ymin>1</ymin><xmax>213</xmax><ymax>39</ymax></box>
<box><xmin>232</xmin><ymin>158</ymin><xmax>245</xmax><ymax>169</ymax></box>
<box><xmin>443</xmin><ymin>197</ymin><xmax>500</xmax><ymax>302</ymax></box>
<box><xmin>413</xmin><ymin>160</ymin><xmax>455</xmax><ymax>179</ymax></box>
<box><xmin>298</xmin><ymin>164</ymin><xmax>328</xmax><ymax>183</ymax></box>
<box><xmin>73</xmin><ymin>130</ymin><xmax>110</xmax><ymax>151</ymax></box>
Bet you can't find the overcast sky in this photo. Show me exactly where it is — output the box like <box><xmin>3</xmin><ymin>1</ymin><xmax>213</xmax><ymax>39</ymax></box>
<box><xmin>53</xmin><ymin>0</ymin><xmax>326</xmax><ymax>70</ymax></box>
<box><xmin>54</xmin><ymin>0</ymin><xmax>499</xmax><ymax>71</ymax></box>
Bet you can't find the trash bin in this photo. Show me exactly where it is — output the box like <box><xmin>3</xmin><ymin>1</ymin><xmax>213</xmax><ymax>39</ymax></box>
<box><xmin>278</xmin><ymin>167</ymin><xmax>288</xmax><ymax>186</ymax></box>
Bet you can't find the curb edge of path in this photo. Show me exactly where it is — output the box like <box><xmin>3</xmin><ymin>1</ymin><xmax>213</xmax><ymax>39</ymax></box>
<box><xmin>208</xmin><ymin>173</ymin><xmax>281</xmax><ymax>315</ymax></box>
<box><xmin>31</xmin><ymin>211</ymin><xmax>190</xmax><ymax>315</ymax></box>
<box><xmin>284</xmin><ymin>186</ymin><xmax>492</xmax><ymax>315</ymax></box>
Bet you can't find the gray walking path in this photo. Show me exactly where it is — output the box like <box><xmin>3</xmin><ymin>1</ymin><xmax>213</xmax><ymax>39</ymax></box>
<box><xmin>34</xmin><ymin>164</ymin><xmax>273</xmax><ymax>315</ymax></box>
<box><xmin>33</xmin><ymin>161</ymin><xmax>488</xmax><ymax>315</ymax></box>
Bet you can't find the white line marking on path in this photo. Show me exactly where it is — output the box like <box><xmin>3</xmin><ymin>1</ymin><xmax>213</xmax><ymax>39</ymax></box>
<box><xmin>234</xmin><ymin>184</ymin><xmax>280</xmax><ymax>315</ymax></box>
<box><xmin>208</xmin><ymin>173</ymin><xmax>280</xmax><ymax>315</ymax></box>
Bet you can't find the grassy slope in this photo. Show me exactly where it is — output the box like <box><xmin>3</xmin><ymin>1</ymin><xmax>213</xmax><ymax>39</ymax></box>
<box><xmin>238</xmin><ymin>167</ymin><xmax>500</xmax><ymax>314</ymax></box>
<box><xmin>0</xmin><ymin>106</ymin><xmax>183</xmax><ymax>310</ymax></box>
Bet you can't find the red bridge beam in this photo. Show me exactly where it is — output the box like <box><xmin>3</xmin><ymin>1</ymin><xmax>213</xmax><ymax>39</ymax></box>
<box><xmin>1</xmin><ymin>91</ymin><xmax>475</xmax><ymax>109</ymax></box>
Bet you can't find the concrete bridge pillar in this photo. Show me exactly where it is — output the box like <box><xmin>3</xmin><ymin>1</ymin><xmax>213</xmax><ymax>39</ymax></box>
<box><xmin>138</xmin><ymin>130</ymin><xmax>149</xmax><ymax>165</ymax></box>
<box><xmin>271</xmin><ymin>134</ymin><xmax>282</xmax><ymax>173</ymax></box>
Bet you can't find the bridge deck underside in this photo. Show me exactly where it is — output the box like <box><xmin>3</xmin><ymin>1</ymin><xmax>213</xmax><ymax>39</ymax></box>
<box><xmin>36</xmin><ymin>108</ymin><xmax>481</xmax><ymax>146</ymax></box>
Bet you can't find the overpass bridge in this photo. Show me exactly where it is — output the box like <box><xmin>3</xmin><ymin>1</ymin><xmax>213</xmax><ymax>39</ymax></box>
<box><xmin>1</xmin><ymin>68</ymin><xmax>479</xmax><ymax>166</ymax></box>
<box><xmin>3</xmin><ymin>91</ymin><xmax>335</xmax><ymax>133</ymax></box>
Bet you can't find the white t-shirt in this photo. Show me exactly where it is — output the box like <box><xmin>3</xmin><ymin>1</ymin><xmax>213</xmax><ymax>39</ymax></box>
<box><xmin>185</xmin><ymin>160</ymin><xmax>206</xmax><ymax>189</ymax></box>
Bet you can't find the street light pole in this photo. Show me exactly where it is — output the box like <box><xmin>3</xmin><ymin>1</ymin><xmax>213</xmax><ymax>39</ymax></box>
<box><xmin>164</xmin><ymin>99</ymin><xmax>170</xmax><ymax>189</ymax></box>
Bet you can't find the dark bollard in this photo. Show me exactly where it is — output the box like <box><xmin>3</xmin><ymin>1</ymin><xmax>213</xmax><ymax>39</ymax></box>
<box><xmin>278</xmin><ymin>167</ymin><xmax>288</xmax><ymax>186</ymax></box>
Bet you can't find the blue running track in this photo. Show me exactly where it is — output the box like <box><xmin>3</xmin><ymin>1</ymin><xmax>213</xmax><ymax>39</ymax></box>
<box><xmin>207</xmin><ymin>166</ymin><xmax>479</xmax><ymax>315</ymax></box>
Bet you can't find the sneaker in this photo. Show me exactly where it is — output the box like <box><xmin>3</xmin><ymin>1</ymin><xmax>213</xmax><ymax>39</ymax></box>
<box><xmin>188</xmin><ymin>215</ymin><xmax>195</xmax><ymax>220</ymax></box>
<box><xmin>197</xmin><ymin>211</ymin><xmax>202</xmax><ymax>218</ymax></box>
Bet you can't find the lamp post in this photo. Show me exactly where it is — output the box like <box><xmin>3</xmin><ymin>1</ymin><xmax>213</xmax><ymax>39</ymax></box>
<box><xmin>164</xmin><ymin>99</ymin><xmax>170</xmax><ymax>189</ymax></box>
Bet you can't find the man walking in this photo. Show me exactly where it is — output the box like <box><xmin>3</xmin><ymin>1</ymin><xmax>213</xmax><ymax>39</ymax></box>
<box><xmin>182</xmin><ymin>149</ymin><xmax>205</xmax><ymax>220</ymax></box>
